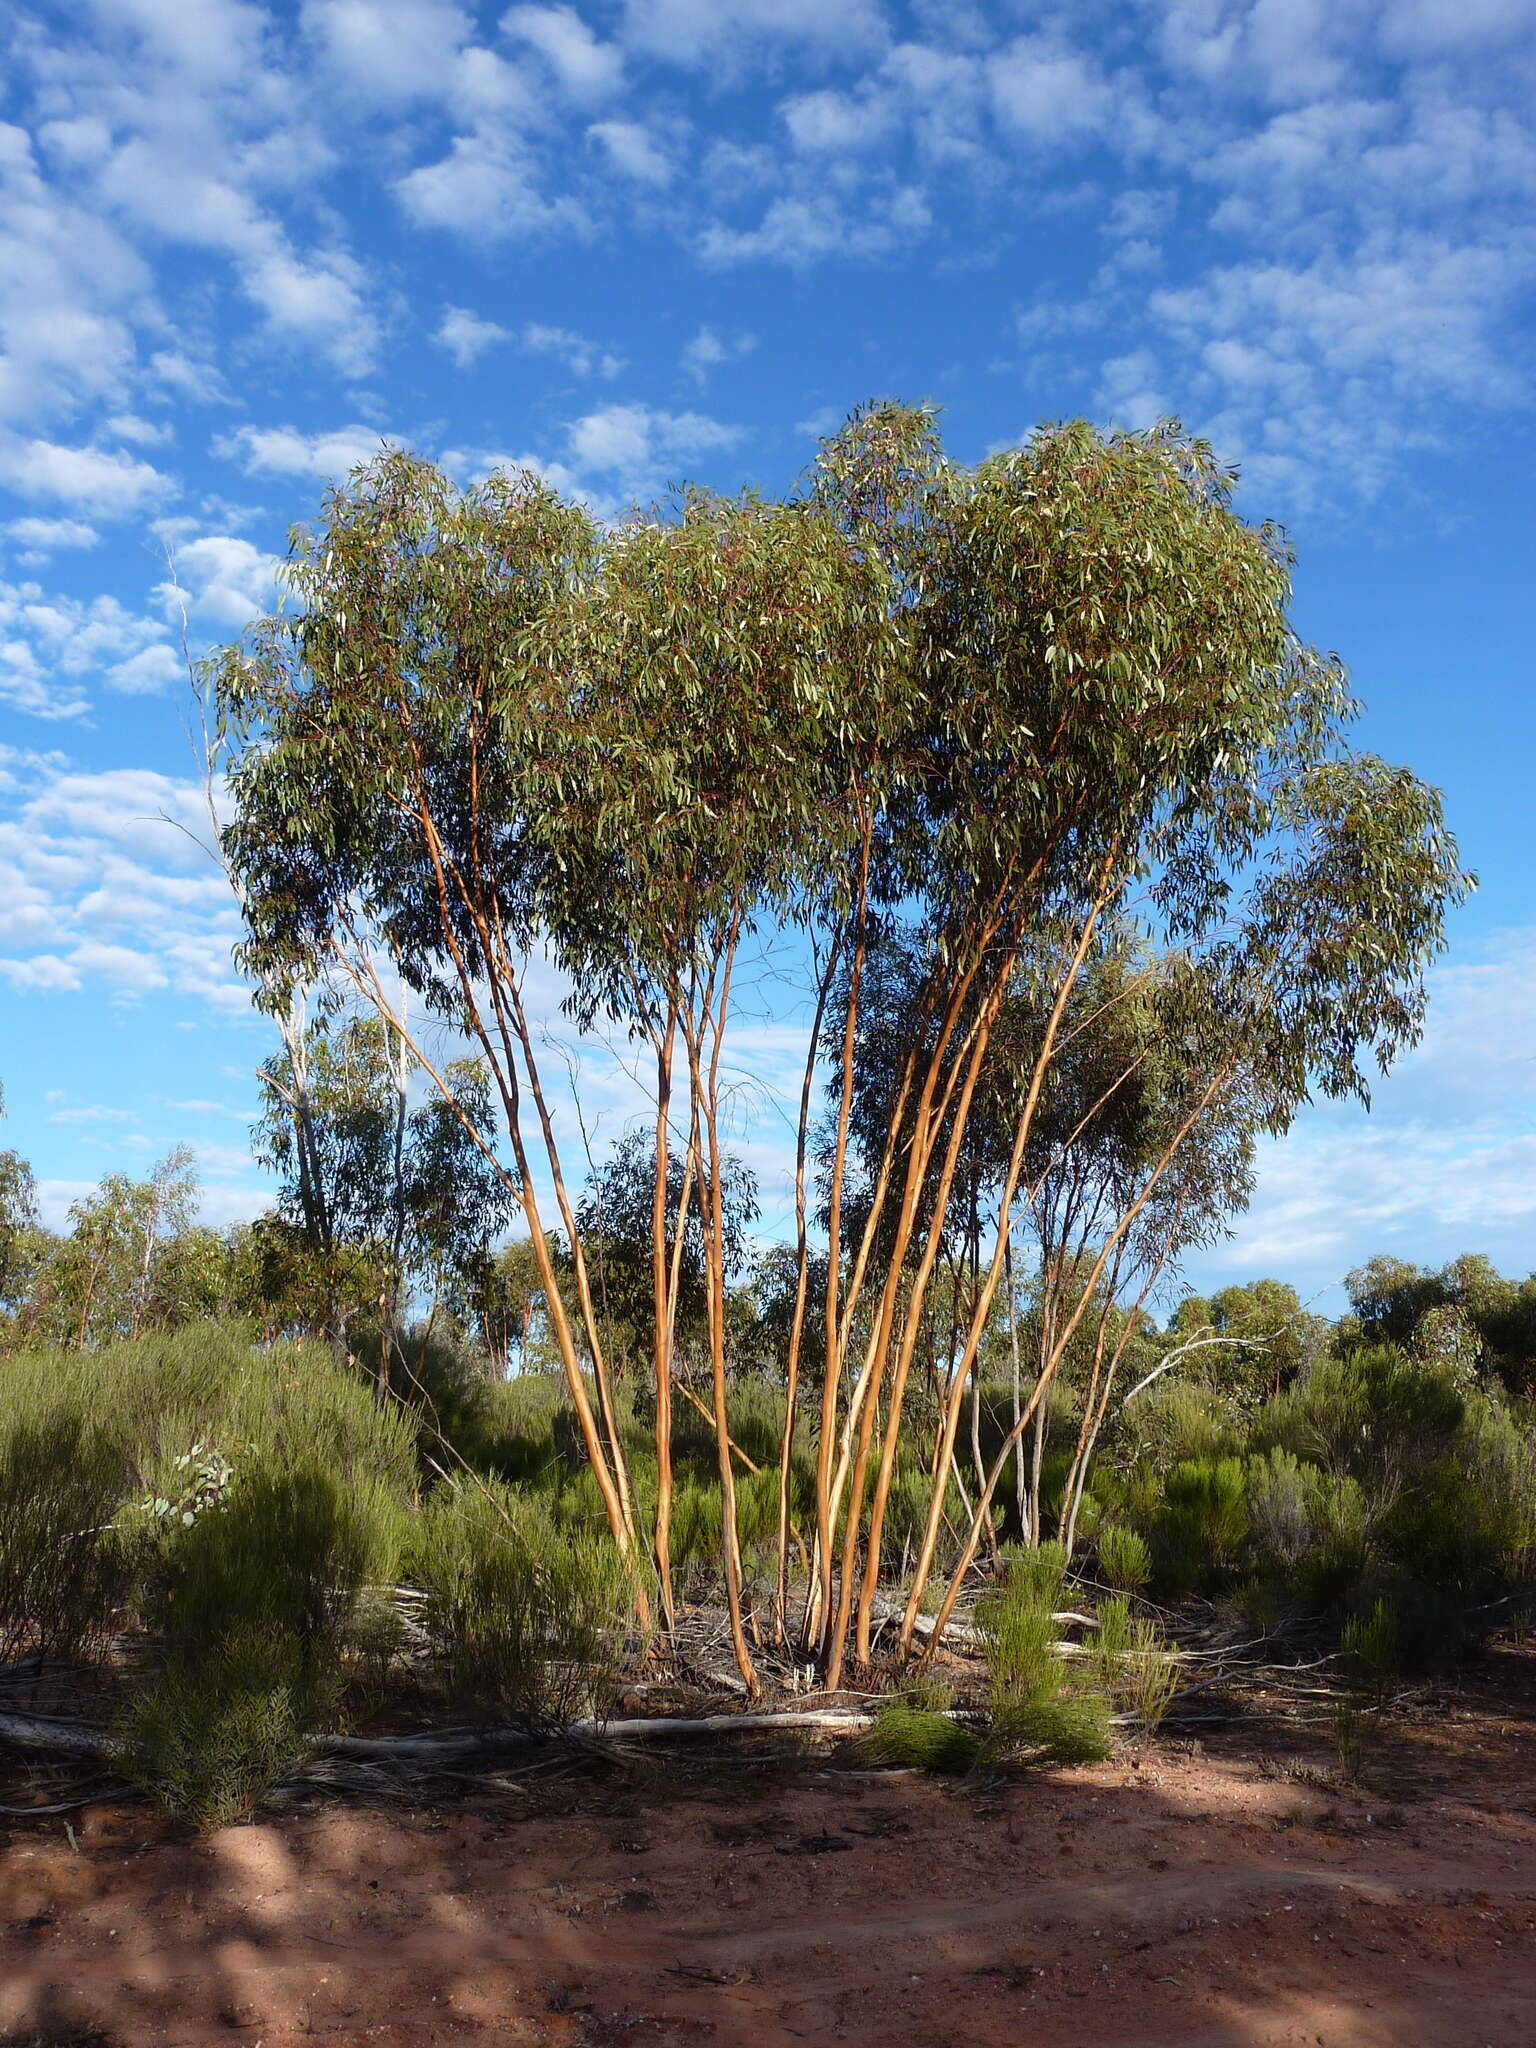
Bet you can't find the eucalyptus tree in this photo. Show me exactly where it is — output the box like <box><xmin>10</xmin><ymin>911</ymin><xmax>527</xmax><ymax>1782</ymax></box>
<box><xmin>576</xmin><ymin>1129</ymin><xmax>759</xmax><ymax>1377</ymax></box>
<box><xmin>217</xmin><ymin>408</ymin><xmax>1468</xmax><ymax>1689</ymax></box>
<box><xmin>0</xmin><ymin>1087</ymin><xmax>38</xmax><ymax>1327</ymax></box>
<box><xmin>257</xmin><ymin>1014</ymin><xmax>515</xmax><ymax>1344</ymax></box>
<box><xmin>21</xmin><ymin>1148</ymin><xmax>200</xmax><ymax>1349</ymax></box>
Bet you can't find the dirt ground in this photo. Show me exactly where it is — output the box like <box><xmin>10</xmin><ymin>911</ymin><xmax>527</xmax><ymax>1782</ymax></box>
<box><xmin>3</xmin><ymin>1641</ymin><xmax>1535</xmax><ymax>2048</ymax></box>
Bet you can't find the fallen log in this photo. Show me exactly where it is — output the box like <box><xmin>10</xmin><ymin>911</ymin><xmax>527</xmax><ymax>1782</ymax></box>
<box><xmin>0</xmin><ymin>1710</ymin><xmax>109</xmax><ymax>1760</ymax></box>
<box><xmin>0</xmin><ymin>1706</ymin><xmax>886</xmax><ymax>1772</ymax></box>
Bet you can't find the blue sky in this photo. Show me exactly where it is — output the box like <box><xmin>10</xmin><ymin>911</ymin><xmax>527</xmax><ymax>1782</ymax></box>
<box><xmin>1</xmin><ymin>0</ymin><xmax>1533</xmax><ymax>1309</ymax></box>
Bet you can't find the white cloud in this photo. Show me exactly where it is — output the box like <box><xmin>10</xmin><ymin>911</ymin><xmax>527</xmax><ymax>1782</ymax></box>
<box><xmin>5</xmin><ymin>518</ymin><xmax>100</xmax><ymax>555</ymax></box>
<box><xmin>565</xmin><ymin>403</ymin><xmax>742</xmax><ymax>478</ymax></box>
<box><xmin>435</xmin><ymin>305</ymin><xmax>512</xmax><ymax>366</ymax></box>
<box><xmin>1094</xmin><ymin>348</ymin><xmax>1172</xmax><ymax>432</ymax></box>
<box><xmin>987</xmin><ymin>35</ymin><xmax>1119</xmax><ymax>146</ymax></box>
<box><xmin>0</xmin><ymin>578</ymin><xmax>177</xmax><ymax>720</ymax></box>
<box><xmin>0</xmin><ymin>436</ymin><xmax>170</xmax><ymax>517</ymax></box>
<box><xmin>106</xmin><ymin>643</ymin><xmax>184</xmax><ymax>695</ymax></box>
<box><xmin>620</xmin><ymin>0</ymin><xmax>887</xmax><ymax>65</ymax></box>
<box><xmin>793</xmin><ymin>404</ymin><xmax>844</xmax><ymax>438</ymax></box>
<box><xmin>1105</xmin><ymin>187</ymin><xmax>1176</xmax><ymax>240</ymax></box>
<box><xmin>504</xmin><ymin>5</ymin><xmax>625</xmax><ymax>100</ymax></box>
<box><xmin>49</xmin><ymin>1102</ymin><xmax>139</xmax><ymax>1125</ymax></box>
<box><xmin>782</xmin><ymin>87</ymin><xmax>895</xmax><ymax>155</ymax></box>
<box><xmin>588</xmin><ymin>120</ymin><xmax>677</xmax><ymax>186</ymax></box>
<box><xmin>148</xmin><ymin>350</ymin><xmax>227</xmax><ymax>404</ymax></box>
<box><xmin>103</xmin><ymin>411</ymin><xmax>171</xmax><ymax>445</ymax></box>
<box><xmin>0</xmin><ymin>756</ymin><xmax>247</xmax><ymax>1013</ymax></box>
<box><xmin>85</xmin><ymin>0</ymin><xmax>273</xmax><ymax>85</ymax></box>
<box><xmin>522</xmin><ymin>323</ymin><xmax>626</xmax><ymax>378</ymax></box>
<box><xmin>395</xmin><ymin>128</ymin><xmax>590</xmax><ymax>241</ymax></box>
<box><xmin>302</xmin><ymin>0</ymin><xmax>477</xmax><ymax>102</ymax></box>
<box><xmin>680</xmin><ymin>325</ymin><xmax>757</xmax><ymax>385</ymax></box>
<box><xmin>0</xmin><ymin>121</ymin><xmax>149</xmax><ymax>427</ymax></box>
<box><xmin>0</xmin><ymin>954</ymin><xmax>83</xmax><ymax>993</ymax></box>
<box><xmin>1379</xmin><ymin>0</ymin><xmax>1536</xmax><ymax>55</ymax></box>
<box><xmin>157</xmin><ymin>534</ymin><xmax>278</xmax><ymax>628</ymax></box>
<box><xmin>219</xmin><ymin>422</ymin><xmax>394</xmax><ymax>478</ymax></box>
<box><xmin>1201</xmin><ymin>927</ymin><xmax>1536</xmax><ymax>1296</ymax></box>
<box><xmin>236</xmin><ymin>241</ymin><xmax>379</xmax><ymax>377</ymax></box>
<box><xmin>699</xmin><ymin>185</ymin><xmax>930</xmax><ymax>266</ymax></box>
<box><xmin>1138</xmin><ymin>236</ymin><xmax>1531</xmax><ymax>501</ymax></box>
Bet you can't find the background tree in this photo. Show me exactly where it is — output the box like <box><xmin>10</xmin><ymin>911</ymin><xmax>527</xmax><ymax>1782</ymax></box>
<box><xmin>20</xmin><ymin>1148</ymin><xmax>199</xmax><ymax>1349</ymax></box>
<box><xmin>0</xmin><ymin>1086</ymin><xmax>41</xmax><ymax>1337</ymax></box>
<box><xmin>1346</xmin><ymin>1252</ymin><xmax>1536</xmax><ymax>1395</ymax></box>
<box><xmin>576</xmin><ymin>1129</ymin><xmax>759</xmax><ymax>1375</ymax></box>
<box><xmin>256</xmin><ymin>1014</ymin><xmax>514</xmax><ymax>1349</ymax></box>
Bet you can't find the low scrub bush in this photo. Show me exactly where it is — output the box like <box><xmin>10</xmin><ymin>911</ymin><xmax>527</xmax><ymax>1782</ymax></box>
<box><xmin>1341</xmin><ymin>1597</ymin><xmax>1397</xmax><ymax>1703</ymax></box>
<box><xmin>1151</xmin><ymin>1456</ymin><xmax>1249</xmax><ymax>1598</ymax></box>
<box><xmin>147</xmin><ymin>1455</ymin><xmax>402</xmax><ymax>1663</ymax></box>
<box><xmin>858</xmin><ymin>1705</ymin><xmax>981</xmax><ymax>1774</ymax></box>
<box><xmin>120</xmin><ymin>1622</ymin><xmax>336</xmax><ymax>1829</ymax></box>
<box><xmin>978</xmin><ymin>1544</ymin><xmax>1113</xmax><ymax>1766</ymax></box>
<box><xmin>1095</xmin><ymin>1522</ymin><xmax>1150</xmax><ymax>1593</ymax></box>
<box><xmin>0</xmin><ymin>1405</ymin><xmax>135</xmax><ymax>1665</ymax></box>
<box><xmin>1087</xmin><ymin>1594</ymin><xmax>1179</xmax><ymax>1728</ymax></box>
<box><xmin>411</xmin><ymin>1481</ymin><xmax>637</xmax><ymax>1726</ymax></box>
<box><xmin>126</xmin><ymin>1449</ymin><xmax>403</xmax><ymax>1824</ymax></box>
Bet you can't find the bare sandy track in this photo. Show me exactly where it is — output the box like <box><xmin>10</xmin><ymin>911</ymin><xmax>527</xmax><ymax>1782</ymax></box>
<box><xmin>4</xmin><ymin>1667</ymin><xmax>1536</xmax><ymax>2048</ymax></box>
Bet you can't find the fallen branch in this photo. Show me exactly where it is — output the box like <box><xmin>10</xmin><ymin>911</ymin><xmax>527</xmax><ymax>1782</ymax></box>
<box><xmin>0</xmin><ymin>1706</ymin><xmax>888</xmax><ymax>1773</ymax></box>
<box><xmin>0</xmin><ymin>1711</ymin><xmax>107</xmax><ymax>1760</ymax></box>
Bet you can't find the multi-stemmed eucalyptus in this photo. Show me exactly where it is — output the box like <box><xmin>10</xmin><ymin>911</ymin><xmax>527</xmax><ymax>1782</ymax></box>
<box><xmin>216</xmin><ymin>404</ymin><xmax>1468</xmax><ymax>1690</ymax></box>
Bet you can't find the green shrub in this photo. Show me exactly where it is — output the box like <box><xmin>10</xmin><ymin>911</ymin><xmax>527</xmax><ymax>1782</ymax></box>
<box><xmin>894</xmin><ymin>1668</ymin><xmax>952</xmax><ymax>1714</ymax></box>
<box><xmin>148</xmin><ymin>1455</ymin><xmax>401</xmax><ymax>1665</ymax></box>
<box><xmin>0</xmin><ymin>1406</ymin><xmax>135</xmax><ymax>1664</ymax></box>
<box><xmin>412</xmin><ymin>1481</ymin><xmax>637</xmax><ymax>1726</ymax></box>
<box><xmin>978</xmin><ymin>1545</ymin><xmax>1113</xmax><ymax>1766</ymax></box>
<box><xmin>733</xmin><ymin>1464</ymin><xmax>783</xmax><ymax>1555</ymax></box>
<box><xmin>1152</xmin><ymin>1456</ymin><xmax>1249</xmax><ymax>1597</ymax></box>
<box><xmin>858</xmin><ymin>1705</ymin><xmax>981</xmax><ymax>1774</ymax></box>
<box><xmin>669</xmin><ymin>1477</ymin><xmax>724</xmax><ymax>1575</ymax></box>
<box><xmin>1264</xmin><ymin>1343</ymin><xmax>1464</xmax><ymax>1479</ymax></box>
<box><xmin>1342</xmin><ymin>1597</ymin><xmax>1397</xmax><ymax>1703</ymax></box>
<box><xmin>1118</xmin><ymin>1379</ymin><xmax>1240</xmax><ymax>1469</ymax></box>
<box><xmin>1096</xmin><ymin>1522</ymin><xmax>1150</xmax><ymax>1593</ymax></box>
<box><xmin>1088</xmin><ymin>1594</ymin><xmax>1179</xmax><ymax>1728</ymax></box>
<box><xmin>121</xmin><ymin>1622</ymin><xmax>334</xmax><ymax>1828</ymax></box>
<box><xmin>122</xmin><ymin>1449</ymin><xmax>401</xmax><ymax>1825</ymax></box>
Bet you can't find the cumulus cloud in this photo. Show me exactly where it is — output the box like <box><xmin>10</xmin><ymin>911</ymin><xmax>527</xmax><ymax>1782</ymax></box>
<box><xmin>588</xmin><ymin>119</ymin><xmax>677</xmax><ymax>186</ymax></box>
<box><xmin>0</xmin><ymin>435</ymin><xmax>170</xmax><ymax>517</ymax></box>
<box><xmin>157</xmin><ymin>535</ymin><xmax>278</xmax><ymax>628</ymax></box>
<box><xmin>521</xmin><ymin>323</ymin><xmax>625</xmax><ymax>379</ymax></box>
<box><xmin>504</xmin><ymin>5</ymin><xmax>625</xmax><ymax>100</ymax></box>
<box><xmin>0</xmin><ymin>578</ymin><xmax>177</xmax><ymax>720</ymax></box>
<box><xmin>680</xmin><ymin>325</ymin><xmax>757</xmax><ymax>385</ymax></box>
<box><xmin>106</xmin><ymin>644</ymin><xmax>183</xmax><ymax>695</ymax></box>
<box><xmin>1199</xmin><ymin>927</ymin><xmax>1536</xmax><ymax>1298</ymax></box>
<box><xmin>565</xmin><ymin>402</ymin><xmax>742</xmax><ymax>477</ymax></box>
<box><xmin>619</xmin><ymin>0</ymin><xmax>887</xmax><ymax>65</ymax></box>
<box><xmin>988</xmin><ymin>35</ymin><xmax>1120</xmax><ymax>146</ymax></box>
<box><xmin>301</xmin><ymin>0</ymin><xmax>476</xmax><ymax>103</ymax></box>
<box><xmin>218</xmin><ymin>421</ymin><xmax>395</xmax><ymax>478</ymax></box>
<box><xmin>395</xmin><ymin>128</ymin><xmax>590</xmax><ymax>241</ymax></box>
<box><xmin>5</xmin><ymin>518</ymin><xmax>100</xmax><ymax>556</ymax></box>
<box><xmin>0</xmin><ymin>755</ymin><xmax>247</xmax><ymax>1012</ymax></box>
<box><xmin>700</xmin><ymin>184</ymin><xmax>930</xmax><ymax>266</ymax></box>
<box><xmin>434</xmin><ymin>305</ymin><xmax>512</xmax><ymax>366</ymax></box>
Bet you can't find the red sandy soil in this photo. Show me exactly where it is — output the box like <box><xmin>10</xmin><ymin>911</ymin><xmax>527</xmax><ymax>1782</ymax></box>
<box><xmin>3</xmin><ymin>1645</ymin><xmax>1535</xmax><ymax>2048</ymax></box>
